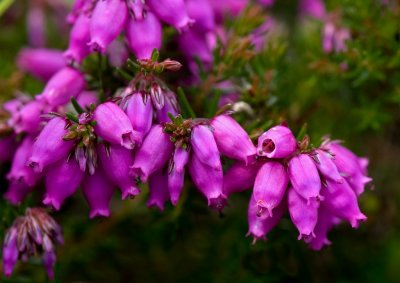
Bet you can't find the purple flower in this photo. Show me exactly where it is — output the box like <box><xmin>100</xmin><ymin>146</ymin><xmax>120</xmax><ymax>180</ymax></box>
<box><xmin>148</xmin><ymin>168</ymin><xmax>170</xmax><ymax>211</ymax></box>
<box><xmin>27</xmin><ymin>3</ymin><xmax>46</xmax><ymax>47</ymax></box>
<box><xmin>42</xmin><ymin>251</ymin><xmax>56</xmax><ymax>280</ymax></box>
<box><xmin>64</xmin><ymin>13</ymin><xmax>92</xmax><ymax>63</ymax></box>
<box><xmin>313</xmin><ymin>149</ymin><xmax>343</xmax><ymax>183</ymax></box>
<box><xmin>125</xmin><ymin>92</ymin><xmax>154</xmax><ymax>140</ymax></box>
<box><xmin>2</xmin><ymin>228</ymin><xmax>18</xmax><ymax>277</ymax></box>
<box><xmin>93</xmin><ymin>102</ymin><xmax>142</xmax><ymax>149</ymax></box>
<box><xmin>82</xmin><ymin>166</ymin><xmax>115</xmax><ymax>218</ymax></box>
<box><xmin>308</xmin><ymin>207</ymin><xmax>338</xmax><ymax>250</ymax></box>
<box><xmin>321</xmin><ymin>179</ymin><xmax>367</xmax><ymax>228</ymax></box>
<box><xmin>107</xmin><ymin>40</ymin><xmax>129</xmax><ymax>67</ymax></box>
<box><xmin>186</xmin><ymin>0</ymin><xmax>215</xmax><ymax>33</ymax></box>
<box><xmin>299</xmin><ymin>0</ymin><xmax>326</xmax><ymax>20</ymax></box>
<box><xmin>125</xmin><ymin>12</ymin><xmax>162</xmax><ymax>59</ymax></box>
<box><xmin>131</xmin><ymin>124</ymin><xmax>174</xmax><ymax>182</ymax></box>
<box><xmin>247</xmin><ymin>194</ymin><xmax>286</xmax><ymax>242</ymax></box>
<box><xmin>155</xmin><ymin>93</ymin><xmax>180</xmax><ymax>123</ymax></box>
<box><xmin>28</xmin><ymin>117</ymin><xmax>74</xmax><ymax>173</ymax></box>
<box><xmin>98</xmin><ymin>143</ymin><xmax>140</xmax><ymax>199</ymax></box>
<box><xmin>288</xmin><ymin>154</ymin><xmax>322</xmax><ymax>203</ymax></box>
<box><xmin>4</xmin><ymin>181</ymin><xmax>35</xmax><ymax>205</ymax></box>
<box><xmin>17</xmin><ymin>48</ymin><xmax>66</xmax><ymax>82</ymax></box>
<box><xmin>288</xmin><ymin>187</ymin><xmax>319</xmax><ymax>240</ymax></box>
<box><xmin>223</xmin><ymin>161</ymin><xmax>260</xmax><ymax>195</ymax></box>
<box><xmin>188</xmin><ymin>153</ymin><xmax>226</xmax><ymax>210</ymax></box>
<box><xmin>37</xmin><ymin>67</ymin><xmax>86</xmax><ymax>106</ymax></box>
<box><xmin>257</xmin><ymin>125</ymin><xmax>297</xmax><ymax>158</ymax></box>
<box><xmin>11</xmin><ymin>100</ymin><xmax>44</xmax><ymax>135</ymax></box>
<box><xmin>127</xmin><ymin>0</ymin><xmax>145</xmax><ymax>20</ymax></box>
<box><xmin>89</xmin><ymin>0</ymin><xmax>128</xmax><ymax>53</ymax></box>
<box><xmin>191</xmin><ymin>125</ymin><xmax>221</xmax><ymax>169</ymax></box>
<box><xmin>7</xmin><ymin>136</ymin><xmax>39</xmax><ymax>187</ymax></box>
<box><xmin>211</xmin><ymin>115</ymin><xmax>256</xmax><ymax>164</ymax></box>
<box><xmin>76</xmin><ymin>91</ymin><xmax>99</xmax><ymax>108</ymax></box>
<box><xmin>67</xmin><ymin>0</ymin><xmax>86</xmax><ymax>23</ymax></box>
<box><xmin>253</xmin><ymin>161</ymin><xmax>289</xmax><ymax>217</ymax></box>
<box><xmin>168</xmin><ymin>147</ymin><xmax>190</xmax><ymax>205</ymax></box>
<box><xmin>43</xmin><ymin>158</ymin><xmax>84</xmax><ymax>210</ymax></box>
<box><xmin>147</xmin><ymin>0</ymin><xmax>194</xmax><ymax>31</ymax></box>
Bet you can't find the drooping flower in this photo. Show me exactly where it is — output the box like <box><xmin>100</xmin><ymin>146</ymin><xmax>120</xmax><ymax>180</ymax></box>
<box><xmin>147</xmin><ymin>168</ymin><xmax>170</xmax><ymax>210</ymax></box>
<box><xmin>257</xmin><ymin>125</ymin><xmax>297</xmax><ymax>158</ymax></box>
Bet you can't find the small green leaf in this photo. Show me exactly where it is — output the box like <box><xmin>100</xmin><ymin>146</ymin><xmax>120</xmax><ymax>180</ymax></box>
<box><xmin>177</xmin><ymin>87</ymin><xmax>196</xmax><ymax>119</ymax></box>
<box><xmin>71</xmin><ymin>97</ymin><xmax>84</xmax><ymax>114</ymax></box>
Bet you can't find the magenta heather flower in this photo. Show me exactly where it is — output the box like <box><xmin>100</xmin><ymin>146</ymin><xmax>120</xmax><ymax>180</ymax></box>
<box><xmin>288</xmin><ymin>187</ymin><xmax>319</xmax><ymax>240</ymax></box>
<box><xmin>186</xmin><ymin>0</ymin><xmax>215</xmax><ymax>33</ymax></box>
<box><xmin>93</xmin><ymin>102</ymin><xmax>142</xmax><ymax>149</ymax></box>
<box><xmin>64</xmin><ymin>13</ymin><xmax>92</xmax><ymax>63</ymax></box>
<box><xmin>308</xmin><ymin>207</ymin><xmax>338</xmax><ymax>250</ymax></box>
<box><xmin>191</xmin><ymin>125</ymin><xmax>221</xmax><ymax>169</ymax></box>
<box><xmin>168</xmin><ymin>147</ymin><xmax>190</xmax><ymax>205</ymax></box>
<box><xmin>82</xmin><ymin>166</ymin><xmax>115</xmax><ymax>218</ymax></box>
<box><xmin>188</xmin><ymin>153</ymin><xmax>226</xmax><ymax>210</ymax></box>
<box><xmin>299</xmin><ymin>0</ymin><xmax>326</xmax><ymax>20</ymax></box>
<box><xmin>17</xmin><ymin>48</ymin><xmax>66</xmax><ymax>82</ymax></box>
<box><xmin>131</xmin><ymin>124</ymin><xmax>174</xmax><ymax>182</ymax></box>
<box><xmin>4</xmin><ymin>181</ymin><xmax>35</xmax><ymax>205</ymax></box>
<box><xmin>125</xmin><ymin>12</ymin><xmax>162</xmax><ymax>59</ymax></box>
<box><xmin>313</xmin><ymin>149</ymin><xmax>343</xmax><ymax>183</ymax></box>
<box><xmin>210</xmin><ymin>115</ymin><xmax>256</xmax><ymax>164</ymax></box>
<box><xmin>125</xmin><ymin>92</ymin><xmax>154</xmax><ymax>139</ymax></box>
<box><xmin>107</xmin><ymin>40</ymin><xmax>129</xmax><ymax>67</ymax></box>
<box><xmin>253</xmin><ymin>162</ymin><xmax>289</xmax><ymax>217</ymax></box>
<box><xmin>27</xmin><ymin>3</ymin><xmax>46</xmax><ymax>47</ymax></box>
<box><xmin>89</xmin><ymin>0</ymin><xmax>128</xmax><ymax>53</ymax></box>
<box><xmin>28</xmin><ymin>117</ymin><xmax>74</xmax><ymax>173</ymax></box>
<box><xmin>76</xmin><ymin>91</ymin><xmax>99</xmax><ymax>108</ymax></box>
<box><xmin>146</xmin><ymin>0</ymin><xmax>194</xmax><ymax>31</ymax></box>
<box><xmin>288</xmin><ymin>154</ymin><xmax>322</xmax><ymax>203</ymax></box>
<box><xmin>98</xmin><ymin>143</ymin><xmax>140</xmax><ymax>199</ymax></box>
<box><xmin>2</xmin><ymin>208</ymin><xmax>63</xmax><ymax>279</ymax></box>
<box><xmin>11</xmin><ymin>100</ymin><xmax>44</xmax><ymax>135</ymax></box>
<box><xmin>155</xmin><ymin>93</ymin><xmax>180</xmax><ymax>123</ymax></box>
<box><xmin>37</xmin><ymin>67</ymin><xmax>86</xmax><ymax>106</ymax></box>
<box><xmin>147</xmin><ymin>168</ymin><xmax>170</xmax><ymax>210</ymax></box>
<box><xmin>223</xmin><ymin>161</ymin><xmax>260</xmax><ymax>195</ymax></box>
<box><xmin>321</xmin><ymin>179</ymin><xmax>367</xmax><ymax>228</ymax></box>
<box><xmin>257</xmin><ymin>125</ymin><xmax>297</xmax><ymax>158</ymax></box>
<box><xmin>43</xmin><ymin>158</ymin><xmax>84</xmax><ymax>210</ymax></box>
<box><xmin>247</xmin><ymin>195</ymin><xmax>286</xmax><ymax>242</ymax></box>
<box><xmin>7</xmin><ymin>136</ymin><xmax>39</xmax><ymax>187</ymax></box>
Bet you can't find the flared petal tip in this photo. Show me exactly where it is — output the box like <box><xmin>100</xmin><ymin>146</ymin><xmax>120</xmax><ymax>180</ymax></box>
<box><xmin>309</xmin><ymin>238</ymin><xmax>332</xmax><ymax>251</ymax></box>
<box><xmin>246</xmin><ymin>231</ymin><xmax>267</xmax><ymax>245</ymax></box>
<box><xmin>208</xmin><ymin>195</ymin><xmax>228</xmax><ymax>211</ymax></box>
<box><xmin>129</xmin><ymin>166</ymin><xmax>147</xmax><ymax>182</ymax></box>
<box><xmin>350</xmin><ymin>213</ymin><xmax>367</xmax><ymax>228</ymax></box>
<box><xmin>88</xmin><ymin>40</ymin><xmax>106</xmax><ymax>54</ymax></box>
<box><xmin>43</xmin><ymin>197</ymin><xmax>61</xmax><ymax>211</ymax></box>
<box><xmin>89</xmin><ymin>209</ymin><xmax>111</xmax><ymax>219</ymax></box>
<box><xmin>4</xmin><ymin>193</ymin><xmax>23</xmax><ymax>206</ymax></box>
<box><xmin>27</xmin><ymin>159</ymin><xmax>43</xmax><ymax>173</ymax></box>
<box><xmin>147</xmin><ymin>201</ymin><xmax>165</xmax><ymax>211</ymax></box>
<box><xmin>121</xmin><ymin>186</ymin><xmax>141</xmax><ymax>200</ymax></box>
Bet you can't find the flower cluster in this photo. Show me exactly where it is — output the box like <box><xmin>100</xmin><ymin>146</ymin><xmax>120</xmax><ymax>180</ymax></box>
<box><xmin>2</xmin><ymin>208</ymin><xmax>63</xmax><ymax>279</ymax></box>
<box><xmin>223</xmin><ymin>125</ymin><xmax>371</xmax><ymax>249</ymax></box>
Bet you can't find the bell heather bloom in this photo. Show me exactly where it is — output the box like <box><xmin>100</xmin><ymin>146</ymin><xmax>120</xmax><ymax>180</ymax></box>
<box><xmin>299</xmin><ymin>0</ymin><xmax>326</xmax><ymax>20</ymax></box>
<box><xmin>155</xmin><ymin>92</ymin><xmax>180</xmax><ymax>123</ymax></box>
<box><xmin>131</xmin><ymin>124</ymin><xmax>174</xmax><ymax>182</ymax></box>
<box><xmin>82</xmin><ymin>166</ymin><xmax>115</xmax><ymax>218</ymax></box>
<box><xmin>93</xmin><ymin>102</ymin><xmax>142</xmax><ymax>149</ymax></box>
<box><xmin>125</xmin><ymin>92</ymin><xmax>154</xmax><ymax>139</ymax></box>
<box><xmin>43</xmin><ymin>158</ymin><xmax>84</xmax><ymax>210</ymax></box>
<box><xmin>7</xmin><ymin>136</ymin><xmax>39</xmax><ymax>187</ymax></box>
<box><xmin>321</xmin><ymin>179</ymin><xmax>367</xmax><ymax>228</ymax></box>
<box><xmin>168</xmin><ymin>147</ymin><xmax>190</xmax><ymax>205</ymax></box>
<box><xmin>191</xmin><ymin>125</ymin><xmax>221</xmax><ymax>169</ymax></box>
<box><xmin>17</xmin><ymin>48</ymin><xmax>66</xmax><ymax>82</ymax></box>
<box><xmin>257</xmin><ymin>125</ymin><xmax>297</xmax><ymax>158</ymax></box>
<box><xmin>11</xmin><ymin>100</ymin><xmax>45</xmax><ymax>135</ymax></box>
<box><xmin>27</xmin><ymin>2</ymin><xmax>46</xmax><ymax>47</ymax></box>
<box><xmin>253</xmin><ymin>162</ymin><xmax>289</xmax><ymax>217</ymax></box>
<box><xmin>247</xmin><ymin>195</ymin><xmax>286</xmax><ymax>243</ymax></box>
<box><xmin>4</xmin><ymin>181</ymin><xmax>35</xmax><ymax>205</ymax></box>
<box><xmin>322</xmin><ymin>21</ymin><xmax>350</xmax><ymax>54</ymax></box>
<box><xmin>67</xmin><ymin>0</ymin><xmax>86</xmax><ymax>23</ymax></box>
<box><xmin>210</xmin><ymin>115</ymin><xmax>256</xmax><ymax>164</ymax></box>
<box><xmin>288</xmin><ymin>154</ymin><xmax>322</xmax><ymax>203</ymax></box>
<box><xmin>127</xmin><ymin>0</ymin><xmax>145</xmax><ymax>20</ymax></box>
<box><xmin>223</xmin><ymin>161</ymin><xmax>260</xmax><ymax>195</ymax></box>
<box><xmin>76</xmin><ymin>91</ymin><xmax>99</xmax><ymax>108</ymax></box>
<box><xmin>98</xmin><ymin>143</ymin><xmax>140</xmax><ymax>199</ymax></box>
<box><xmin>188</xmin><ymin>153</ymin><xmax>226</xmax><ymax>210</ymax></box>
<box><xmin>28</xmin><ymin>117</ymin><xmax>74</xmax><ymax>173</ymax></box>
<box><xmin>313</xmin><ymin>149</ymin><xmax>343</xmax><ymax>183</ymax></box>
<box><xmin>107</xmin><ymin>40</ymin><xmax>129</xmax><ymax>67</ymax></box>
<box><xmin>125</xmin><ymin>12</ymin><xmax>162</xmax><ymax>59</ymax></box>
<box><xmin>37</xmin><ymin>67</ymin><xmax>86</xmax><ymax>107</ymax></box>
<box><xmin>64</xmin><ymin>13</ymin><xmax>92</xmax><ymax>63</ymax></box>
<box><xmin>89</xmin><ymin>0</ymin><xmax>128</xmax><ymax>53</ymax></box>
<box><xmin>2</xmin><ymin>208</ymin><xmax>63</xmax><ymax>279</ymax></box>
<box><xmin>288</xmin><ymin>187</ymin><xmax>319</xmax><ymax>241</ymax></box>
<box><xmin>324</xmin><ymin>141</ymin><xmax>372</xmax><ymax>195</ymax></box>
<box><xmin>308</xmin><ymin>207</ymin><xmax>338</xmax><ymax>250</ymax></box>
<box><xmin>148</xmin><ymin>168</ymin><xmax>170</xmax><ymax>210</ymax></box>
<box><xmin>146</xmin><ymin>0</ymin><xmax>194</xmax><ymax>31</ymax></box>
<box><xmin>186</xmin><ymin>0</ymin><xmax>215</xmax><ymax>33</ymax></box>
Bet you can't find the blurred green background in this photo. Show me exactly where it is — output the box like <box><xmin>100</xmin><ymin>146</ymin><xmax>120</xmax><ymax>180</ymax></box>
<box><xmin>1</xmin><ymin>0</ymin><xmax>400</xmax><ymax>282</ymax></box>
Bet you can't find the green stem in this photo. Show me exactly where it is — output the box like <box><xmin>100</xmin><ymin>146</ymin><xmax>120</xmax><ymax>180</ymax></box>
<box><xmin>177</xmin><ymin>87</ymin><xmax>196</xmax><ymax>119</ymax></box>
